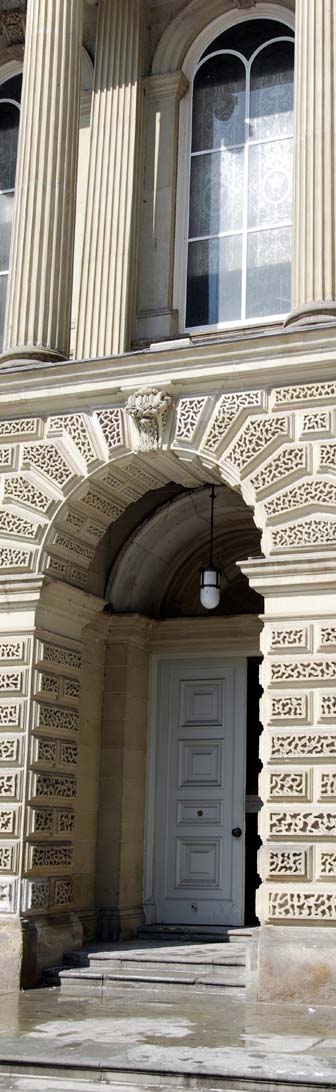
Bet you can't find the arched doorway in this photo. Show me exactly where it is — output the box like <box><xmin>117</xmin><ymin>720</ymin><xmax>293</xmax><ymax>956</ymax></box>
<box><xmin>97</xmin><ymin>482</ymin><xmax>262</xmax><ymax>934</ymax></box>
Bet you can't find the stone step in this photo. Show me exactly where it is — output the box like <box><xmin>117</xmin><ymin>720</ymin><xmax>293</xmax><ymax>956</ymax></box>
<box><xmin>70</xmin><ymin>952</ymin><xmax>246</xmax><ymax>970</ymax></box>
<box><xmin>0</xmin><ymin>1058</ymin><xmax>334</xmax><ymax>1092</ymax></box>
<box><xmin>44</xmin><ymin>965</ymin><xmax>246</xmax><ymax>993</ymax></box>
<box><xmin>138</xmin><ymin>925</ymin><xmax>252</xmax><ymax>943</ymax></box>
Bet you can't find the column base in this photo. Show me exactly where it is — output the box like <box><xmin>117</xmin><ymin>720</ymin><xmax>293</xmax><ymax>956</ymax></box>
<box><xmin>21</xmin><ymin>912</ymin><xmax>83</xmax><ymax>989</ymax></box>
<box><xmin>257</xmin><ymin>925</ymin><xmax>336</xmax><ymax>1006</ymax></box>
<box><xmin>135</xmin><ymin>308</ymin><xmax>179</xmax><ymax>345</ymax></box>
<box><xmin>0</xmin><ymin>917</ymin><xmax>22</xmax><ymax>994</ymax></box>
<box><xmin>97</xmin><ymin>905</ymin><xmax>145</xmax><ymax>942</ymax></box>
<box><xmin>0</xmin><ymin>346</ymin><xmax>68</xmax><ymax>368</ymax></box>
<box><xmin>284</xmin><ymin>301</ymin><xmax>336</xmax><ymax>328</ymax></box>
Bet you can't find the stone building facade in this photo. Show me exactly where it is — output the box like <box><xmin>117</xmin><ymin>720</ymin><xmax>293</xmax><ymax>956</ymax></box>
<box><xmin>0</xmin><ymin>0</ymin><xmax>336</xmax><ymax>1003</ymax></box>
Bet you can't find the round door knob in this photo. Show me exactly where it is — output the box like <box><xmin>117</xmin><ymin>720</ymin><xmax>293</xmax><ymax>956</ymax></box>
<box><xmin>232</xmin><ymin>827</ymin><xmax>242</xmax><ymax>838</ymax></box>
<box><xmin>197</xmin><ymin>809</ymin><xmax>203</xmax><ymax>816</ymax></box>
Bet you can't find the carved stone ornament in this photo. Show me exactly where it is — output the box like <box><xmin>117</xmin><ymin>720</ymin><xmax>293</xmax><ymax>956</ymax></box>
<box><xmin>0</xmin><ymin>0</ymin><xmax>26</xmax><ymax>56</ymax></box>
<box><xmin>126</xmin><ymin>388</ymin><xmax>172</xmax><ymax>452</ymax></box>
<box><xmin>235</xmin><ymin>0</ymin><xmax>256</xmax><ymax>8</ymax></box>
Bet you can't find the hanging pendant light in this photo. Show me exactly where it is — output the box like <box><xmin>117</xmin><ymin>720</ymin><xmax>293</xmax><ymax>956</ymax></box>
<box><xmin>200</xmin><ymin>485</ymin><xmax>221</xmax><ymax>610</ymax></box>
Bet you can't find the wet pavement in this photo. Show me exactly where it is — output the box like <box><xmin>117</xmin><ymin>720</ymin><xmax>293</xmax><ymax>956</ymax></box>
<box><xmin>0</xmin><ymin>984</ymin><xmax>336</xmax><ymax>1089</ymax></box>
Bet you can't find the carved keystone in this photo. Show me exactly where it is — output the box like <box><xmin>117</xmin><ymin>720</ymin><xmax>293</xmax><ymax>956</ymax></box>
<box><xmin>126</xmin><ymin>387</ymin><xmax>172</xmax><ymax>452</ymax></box>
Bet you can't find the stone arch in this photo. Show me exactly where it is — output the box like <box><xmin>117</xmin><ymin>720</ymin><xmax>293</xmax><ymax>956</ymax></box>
<box><xmin>151</xmin><ymin>0</ymin><xmax>295</xmax><ymax>75</ymax></box>
<box><xmin>0</xmin><ymin>379</ymin><xmax>335</xmax><ymax>591</ymax></box>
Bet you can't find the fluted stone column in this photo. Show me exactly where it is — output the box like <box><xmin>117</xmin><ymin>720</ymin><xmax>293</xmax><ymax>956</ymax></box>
<box><xmin>75</xmin><ymin>0</ymin><xmax>143</xmax><ymax>360</ymax></box>
<box><xmin>287</xmin><ymin>0</ymin><xmax>336</xmax><ymax>326</ymax></box>
<box><xmin>2</xmin><ymin>0</ymin><xmax>83</xmax><ymax>364</ymax></box>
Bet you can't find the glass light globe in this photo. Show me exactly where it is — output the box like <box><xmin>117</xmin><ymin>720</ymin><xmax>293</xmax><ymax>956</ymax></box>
<box><xmin>200</xmin><ymin>565</ymin><xmax>221</xmax><ymax>610</ymax></box>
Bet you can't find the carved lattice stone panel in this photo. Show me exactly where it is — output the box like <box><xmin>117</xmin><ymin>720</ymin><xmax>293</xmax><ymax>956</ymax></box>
<box><xmin>0</xmin><ymin>642</ymin><xmax>24</xmax><ymax>662</ymax></box>
<box><xmin>250</xmin><ymin>445</ymin><xmax>307</xmax><ymax>494</ymax></box>
<box><xmin>204</xmin><ymin>391</ymin><xmax>263</xmax><ymax>451</ymax></box>
<box><xmin>320</xmin><ymin>694</ymin><xmax>336</xmax><ymax>719</ymax></box>
<box><xmin>273</xmin><ymin>381</ymin><xmax>336</xmax><ymax>405</ymax></box>
<box><xmin>27</xmin><ymin>843</ymin><xmax>73</xmax><ymax>870</ymax></box>
<box><xmin>0</xmin><ymin>738</ymin><xmax>20</xmax><ymax>763</ymax></box>
<box><xmin>270</xmin><ymin>733</ymin><xmax>336</xmax><ymax>759</ymax></box>
<box><xmin>270</xmin><ymin>695</ymin><xmax>308</xmax><ymax>721</ymax></box>
<box><xmin>226</xmin><ymin>415</ymin><xmax>288</xmax><ymax>471</ymax></box>
<box><xmin>301</xmin><ymin>410</ymin><xmax>332</xmax><ymax>434</ymax></box>
<box><xmin>269</xmin><ymin>810</ymin><xmax>336</xmax><ymax>836</ymax></box>
<box><xmin>265</xmin><ymin>479</ymin><xmax>336</xmax><ymax>517</ymax></box>
<box><xmin>0</xmin><ymin>418</ymin><xmax>40</xmax><ymax>441</ymax></box>
<box><xmin>266</xmin><ymin>849</ymin><xmax>308</xmax><ymax>877</ymax></box>
<box><xmin>0</xmin><ymin>703</ymin><xmax>22</xmax><ymax>727</ymax></box>
<box><xmin>272</xmin><ymin>519</ymin><xmax>336</xmax><ymax>549</ymax></box>
<box><xmin>37</xmin><ymin>705</ymin><xmax>79</xmax><ymax>735</ymax></box>
<box><xmin>319</xmin><ymin>852</ymin><xmax>336</xmax><ymax>876</ymax></box>
<box><xmin>3</xmin><ymin>476</ymin><xmax>52</xmax><ymax>513</ymax></box>
<box><xmin>268</xmin><ymin>890</ymin><xmax>336</xmax><ymax>920</ymax></box>
<box><xmin>95</xmin><ymin>409</ymin><xmax>124</xmax><ymax>451</ymax></box>
<box><xmin>31</xmin><ymin>774</ymin><xmax>76</xmax><ymax>801</ymax></box>
<box><xmin>53</xmin><ymin>878</ymin><xmax>73</xmax><ymax>907</ymax></box>
<box><xmin>0</xmin><ymin>772</ymin><xmax>21</xmax><ymax>800</ymax></box>
<box><xmin>47</xmin><ymin>415</ymin><xmax>97</xmax><ymax>465</ymax></box>
<box><xmin>175</xmin><ymin>397</ymin><xmax>208</xmax><ymax>442</ymax></box>
<box><xmin>0</xmin><ymin>809</ymin><xmax>16</xmax><ymax>834</ymax></box>
<box><xmin>268</xmin><ymin>772</ymin><xmax>309</xmax><ymax>799</ymax></box>
<box><xmin>271</xmin><ymin>660</ymin><xmax>336</xmax><ymax>683</ymax></box>
<box><xmin>39</xmin><ymin>644</ymin><xmax>81</xmax><ymax>673</ymax></box>
<box><xmin>270</xmin><ymin>627</ymin><xmax>309</xmax><ymax>650</ymax></box>
<box><xmin>21</xmin><ymin>879</ymin><xmax>49</xmax><ymax>912</ymax></box>
<box><xmin>22</xmin><ymin>444</ymin><xmax>75</xmax><ymax>489</ymax></box>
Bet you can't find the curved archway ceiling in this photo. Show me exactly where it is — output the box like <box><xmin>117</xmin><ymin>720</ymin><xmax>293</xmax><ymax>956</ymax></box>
<box><xmin>107</xmin><ymin>485</ymin><xmax>262</xmax><ymax>617</ymax></box>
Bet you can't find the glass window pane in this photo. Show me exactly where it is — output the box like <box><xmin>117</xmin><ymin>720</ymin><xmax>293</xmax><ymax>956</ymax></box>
<box><xmin>186</xmin><ymin>236</ymin><xmax>242</xmax><ymax>327</ymax></box>
<box><xmin>0</xmin><ymin>192</ymin><xmax>14</xmax><ymax>271</ymax></box>
<box><xmin>192</xmin><ymin>54</ymin><xmax>246</xmax><ymax>152</ymax></box>
<box><xmin>246</xmin><ymin>226</ymin><xmax>291</xmax><ymax>318</ymax></box>
<box><xmin>250</xmin><ymin>40</ymin><xmax>294</xmax><ymax>141</ymax></box>
<box><xmin>248</xmin><ymin>138</ymin><xmax>292</xmax><ymax>228</ymax></box>
<box><xmin>202</xmin><ymin>21</ymin><xmax>293</xmax><ymax>62</ymax></box>
<box><xmin>0</xmin><ymin>101</ymin><xmax>20</xmax><ymax>191</ymax></box>
<box><xmin>189</xmin><ymin>148</ymin><xmax>244</xmax><ymax>237</ymax></box>
<box><xmin>0</xmin><ymin>274</ymin><xmax>8</xmax><ymax>351</ymax></box>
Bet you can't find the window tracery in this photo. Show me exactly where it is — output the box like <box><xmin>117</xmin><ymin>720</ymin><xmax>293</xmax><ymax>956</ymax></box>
<box><xmin>186</xmin><ymin>21</ymin><xmax>294</xmax><ymax>330</ymax></box>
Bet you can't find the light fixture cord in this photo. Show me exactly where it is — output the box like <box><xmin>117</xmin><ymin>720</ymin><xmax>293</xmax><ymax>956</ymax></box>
<box><xmin>209</xmin><ymin>484</ymin><xmax>215</xmax><ymax>564</ymax></box>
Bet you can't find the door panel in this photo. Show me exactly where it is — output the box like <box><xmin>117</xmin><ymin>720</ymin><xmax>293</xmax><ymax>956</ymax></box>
<box><xmin>154</xmin><ymin>659</ymin><xmax>246</xmax><ymax>926</ymax></box>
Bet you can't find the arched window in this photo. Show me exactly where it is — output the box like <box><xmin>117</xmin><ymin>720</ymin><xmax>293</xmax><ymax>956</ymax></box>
<box><xmin>0</xmin><ymin>74</ymin><xmax>22</xmax><ymax>350</ymax></box>
<box><xmin>186</xmin><ymin>20</ymin><xmax>294</xmax><ymax>330</ymax></box>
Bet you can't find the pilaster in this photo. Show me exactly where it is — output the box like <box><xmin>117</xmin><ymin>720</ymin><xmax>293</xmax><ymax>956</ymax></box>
<box><xmin>242</xmin><ymin>556</ymin><xmax>336</xmax><ymax>1003</ymax></box>
<box><xmin>75</xmin><ymin>0</ymin><xmax>144</xmax><ymax>360</ymax></box>
<box><xmin>96</xmin><ymin>614</ymin><xmax>151</xmax><ymax>938</ymax></box>
<box><xmin>1</xmin><ymin>0</ymin><xmax>83</xmax><ymax>365</ymax></box>
<box><xmin>287</xmin><ymin>0</ymin><xmax>336</xmax><ymax>326</ymax></box>
<box><xmin>0</xmin><ymin>576</ymin><xmax>104</xmax><ymax>987</ymax></box>
<box><xmin>136</xmin><ymin>71</ymin><xmax>188</xmax><ymax>344</ymax></box>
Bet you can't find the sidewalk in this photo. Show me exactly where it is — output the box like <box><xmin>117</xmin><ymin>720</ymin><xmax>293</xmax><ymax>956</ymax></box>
<box><xmin>0</xmin><ymin>982</ymin><xmax>335</xmax><ymax>1090</ymax></box>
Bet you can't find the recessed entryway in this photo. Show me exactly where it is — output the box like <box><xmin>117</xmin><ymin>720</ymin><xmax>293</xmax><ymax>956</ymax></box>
<box><xmin>149</xmin><ymin>657</ymin><xmax>247</xmax><ymax>927</ymax></box>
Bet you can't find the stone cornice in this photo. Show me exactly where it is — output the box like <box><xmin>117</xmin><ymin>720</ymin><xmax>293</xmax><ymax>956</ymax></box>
<box><xmin>240</xmin><ymin>555</ymin><xmax>336</xmax><ymax>597</ymax></box>
<box><xmin>1</xmin><ymin>323</ymin><xmax>336</xmax><ymax>414</ymax></box>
